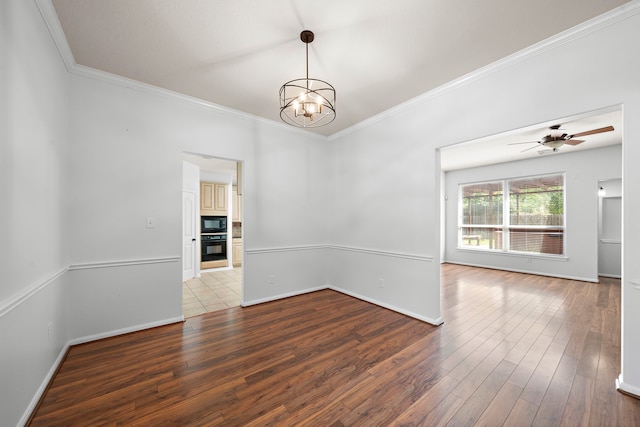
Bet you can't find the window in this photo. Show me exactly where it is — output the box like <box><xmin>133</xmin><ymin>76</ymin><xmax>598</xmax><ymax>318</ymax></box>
<box><xmin>459</xmin><ymin>173</ymin><xmax>565</xmax><ymax>255</ymax></box>
<box><xmin>459</xmin><ymin>181</ymin><xmax>504</xmax><ymax>250</ymax></box>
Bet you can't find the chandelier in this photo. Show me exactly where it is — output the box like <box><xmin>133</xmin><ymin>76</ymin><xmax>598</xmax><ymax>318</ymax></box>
<box><xmin>279</xmin><ymin>30</ymin><xmax>336</xmax><ymax>128</ymax></box>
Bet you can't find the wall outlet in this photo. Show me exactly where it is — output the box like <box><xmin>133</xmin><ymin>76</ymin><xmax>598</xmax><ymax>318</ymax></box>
<box><xmin>379</xmin><ymin>278</ymin><xmax>384</xmax><ymax>288</ymax></box>
<box><xmin>146</xmin><ymin>217</ymin><xmax>155</xmax><ymax>228</ymax></box>
<box><xmin>269</xmin><ymin>274</ymin><xmax>275</xmax><ymax>285</ymax></box>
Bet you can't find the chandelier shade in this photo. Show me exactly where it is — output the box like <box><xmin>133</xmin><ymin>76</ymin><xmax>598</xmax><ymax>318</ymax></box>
<box><xmin>279</xmin><ymin>30</ymin><xmax>336</xmax><ymax>128</ymax></box>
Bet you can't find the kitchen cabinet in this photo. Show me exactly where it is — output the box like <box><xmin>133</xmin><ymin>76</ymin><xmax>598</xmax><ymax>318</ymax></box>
<box><xmin>201</xmin><ymin>259</ymin><xmax>228</xmax><ymax>270</ymax></box>
<box><xmin>233</xmin><ymin>239</ymin><xmax>242</xmax><ymax>267</ymax></box>
<box><xmin>200</xmin><ymin>181</ymin><xmax>227</xmax><ymax>216</ymax></box>
<box><xmin>232</xmin><ymin>185</ymin><xmax>242</xmax><ymax>222</ymax></box>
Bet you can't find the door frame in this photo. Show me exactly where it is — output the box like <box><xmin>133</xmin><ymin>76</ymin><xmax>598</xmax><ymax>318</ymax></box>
<box><xmin>182</xmin><ymin>190</ymin><xmax>198</xmax><ymax>281</ymax></box>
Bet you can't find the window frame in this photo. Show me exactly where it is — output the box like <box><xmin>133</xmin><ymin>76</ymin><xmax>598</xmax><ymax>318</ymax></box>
<box><xmin>457</xmin><ymin>172</ymin><xmax>566</xmax><ymax>257</ymax></box>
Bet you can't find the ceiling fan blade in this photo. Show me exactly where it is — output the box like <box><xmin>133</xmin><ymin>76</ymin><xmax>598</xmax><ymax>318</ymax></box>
<box><xmin>520</xmin><ymin>144</ymin><xmax>541</xmax><ymax>153</ymax></box>
<box><xmin>571</xmin><ymin>125</ymin><xmax>614</xmax><ymax>137</ymax></box>
<box><xmin>564</xmin><ymin>139</ymin><xmax>585</xmax><ymax>146</ymax></box>
<box><xmin>508</xmin><ymin>141</ymin><xmax>539</xmax><ymax>145</ymax></box>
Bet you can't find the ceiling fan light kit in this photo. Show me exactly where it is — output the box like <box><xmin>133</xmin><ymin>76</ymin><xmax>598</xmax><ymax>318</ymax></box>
<box><xmin>279</xmin><ymin>30</ymin><xmax>336</xmax><ymax>128</ymax></box>
<box><xmin>599</xmin><ymin>186</ymin><xmax>606</xmax><ymax>197</ymax></box>
<box><xmin>509</xmin><ymin>124</ymin><xmax>614</xmax><ymax>153</ymax></box>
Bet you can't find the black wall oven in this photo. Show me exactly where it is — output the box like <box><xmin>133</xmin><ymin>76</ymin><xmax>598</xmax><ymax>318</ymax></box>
<box><xmin>201</xmin><ymin>234</ymin><xmax>227</xmax><ymax>262</ymax></box>
<box><xmin>201</xmin><ymin>216</ymin><xmax>227</xmax><ymax>233</ymax></box>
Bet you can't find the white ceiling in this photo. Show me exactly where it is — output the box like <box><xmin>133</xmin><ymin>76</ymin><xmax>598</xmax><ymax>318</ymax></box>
<box><xmin>51</xmin><ymin>0</ymin><xmax>629</xmax><ymax>140</ymax></box>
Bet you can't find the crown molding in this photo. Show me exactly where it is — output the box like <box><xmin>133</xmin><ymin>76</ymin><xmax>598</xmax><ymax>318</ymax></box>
<box><xmin>35</xmin><ymin>0</ymin><xmax>640</xmax><ymax>143</ymax></box>
<box><xmin>69</xmin><ymin>62</ymin><xmax>325</xmax><ymax>140</ymax></box>
<box><xmin>34</xmin><ymin>0</ymin><xmax>75</xmax><ymax>71</ymax></box>
<box><xmin>33</xmin><ymin>0</ymin><xmax>327</xmax><ymax>142</ymax></box>
<box><xmin>328</xmin><ymin>0</ymin><xmax>640</xmax><ymax>142</ymax></box>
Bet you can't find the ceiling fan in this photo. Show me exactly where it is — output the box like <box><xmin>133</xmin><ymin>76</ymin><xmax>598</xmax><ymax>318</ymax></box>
<box><xmin>508</xmin><ymin>124</ymin><xmax>615</xmax><ymax>153</ymax></box>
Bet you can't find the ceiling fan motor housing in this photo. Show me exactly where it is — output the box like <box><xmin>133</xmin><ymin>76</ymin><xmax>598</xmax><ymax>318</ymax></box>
<box><xmin>541</xmin><ymin>135</ymin><xmax>567</xmax><ymax>149</ymax></box>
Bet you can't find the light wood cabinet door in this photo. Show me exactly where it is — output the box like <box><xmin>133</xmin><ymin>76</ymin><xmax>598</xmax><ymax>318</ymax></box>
<box><xmin>233</xmin><ymin>240</ymin><xmax>242</xmax><ymax>267</ymax></box>
<box><xmin>201</xmin><ymin>181</ymin><xmax>228</xmax><ymax>216</ymax></box>
<box><xmin>232</xmin><ymin>186</ymin><xmax>242</xmax><ymax>222</ymax></box>
<box><xmin>200</xmin><ymin>182</ymin><xmax>215</xmax><ymax>214</ymax></box>
<box><xmin>214</xmin><ymin>184</ymin><xmax>227</xmax><ymax>213</ymax></box>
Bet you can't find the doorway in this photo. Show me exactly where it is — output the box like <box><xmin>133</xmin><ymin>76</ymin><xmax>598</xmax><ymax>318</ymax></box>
<box><xmin>182</xmin><ymin>153</ymin><xmax>243</xmax><ymax>317</ymax></box>
<box><xmin>598</xmin><ymin>178</ymin><xmax>622</xmax><ymax>278</ymax></box>
<box><xmin>438</xmin><ymin>107</ymin><xmax>622</xmax><ymax>279</ymax></box>
<box><xmin>182</xmin><ymin>269</ymin><xmax>242</xmax><ymax>317</ymax></box>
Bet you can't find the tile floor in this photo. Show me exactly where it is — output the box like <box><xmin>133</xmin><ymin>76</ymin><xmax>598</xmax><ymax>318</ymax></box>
<box><xmin>183</xmin><ymin>268</ymin><xmax>242</xmax><ymax>318</ymax></box>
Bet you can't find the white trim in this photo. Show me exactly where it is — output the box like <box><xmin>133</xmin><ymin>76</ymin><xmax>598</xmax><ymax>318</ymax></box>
<box><xmin>242</xmin><ymin>285</ymin><xmax>443</xmax><ymax>326</ymax></box>
<box><xmin>67</xmin><ymin>316</ymin><xmax>184</xmax><ymax>346</ymax></box>
<box><xmin>245</xmin><ymin>244</ymin><xmax>433</xmax><ymax>262</ymax></box>
<box><xmin>70</xmin><ymin>63</ymin><xmax>284</xmax><ymax>129</ymax></box>
<box><xmin>245</xmin><ymin>245</ymin><xmax>327</xmax><ymax>255</ymax></box>
<box><xmin>37</xmin><ymin>0</ymin><xmax>640</xmax><ymax>142</ymax></box>
<box><xmin>616</xmin><ymin>374</ymin><xmax>640</xmax><ymax>399</ymax></box>
<box><xmin>34</xmin><ymin>0</ymin><xmax>325</xmax><ymax>142</ymax></box>
<box><xmin>17</xmin><ymin>314</ymin><xmax>184</xmax><ymax>425</ymax></box>
<box><xmin>34</xmin><ymin>0</ymin><xmax>75</xmax><ymax>71</ymax></box>
<box><xmin>600</xmin><ymin>239</ymin><xmax>622</xmax><ymax>244</ymax></box>
<box><xmin>455</xmin><ymin>247</ymin><xmax>569</xmax><ymax>262</ymax></box>
<box><xmin>444</xmin><ymin>261</ymin><xmax>598</xmax><ymax>283</ymax></box>
<box><xmin>328</xmin><ymin>1</ymin><xmax>640</xmax><ymax>141</ymax></box>
<box><xmin>69</xmin><ymin>256</ymin><xmax>180</xmax><ymax>270</ymax></box>
<box><xmin>328</xmin><ymin>245</ymin><xmax>433</xmax><ymax>262</ymax></box>
<box><xmin>328</xmin><ymin>285</ymin><xmax>443</xmax><ymax>326</ymax></box>
<box><xmin>0</xmin><ymin>266</ymin><xmax>68</xmax><ymax>318</ymax></box>
<box><xmin>1</xmin><ymin>257</ymin><xmax>181</xmax><ymax>316</ymax></box>
<box><xmin>599</xmin><ymin>273</ymin><xmax>622</xmax><ymax>279</ymax></box>
<box><xmin>19</xmin><ymin>342</ymin><xmax>70</xmax><ymax>427</ymax></box>
<box><xmin>241</xmin><ymin>285</ymin><xmax>327</xmax><ymax>307</ymax></box>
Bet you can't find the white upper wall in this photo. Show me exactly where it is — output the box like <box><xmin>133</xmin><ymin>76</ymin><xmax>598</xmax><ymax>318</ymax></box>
<box><xmin>67</xmin><ymin>74</ymin><xmax>329</xmax><ymax>264</ymax></box>
<box><xmin>0</xmin><ymin>0</ymin><xmax>70</xmax><ymax>303</ymax></box>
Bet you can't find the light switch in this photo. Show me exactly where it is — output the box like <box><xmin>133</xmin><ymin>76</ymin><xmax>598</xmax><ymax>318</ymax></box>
<box><xmin>146</xmin><ymin>217</ymin><xmax>155</xmax><ymax>228</ymax></box>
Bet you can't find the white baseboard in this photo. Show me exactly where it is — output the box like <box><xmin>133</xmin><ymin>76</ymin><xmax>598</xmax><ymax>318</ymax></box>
<box><xmin>328</xmin><ymin>285</ymin><xmax>444</xmax><ymax>326</ymax></box>
<box><xmin>67</xmin><ymin>316</ymin><xmax>184</xmax><ymax>346</ymax></box>
<box><xmin>242</xmin><ymin>285</ymin><xmax>444</xmax><ymax>326</ymax></box>
<box><xmin>616</xmin><ymin>374</ymin><xmax>640</xmax><ymax>399</ymax></box>
<box><xmin>20</xmin><ymin>284</ymin><xmax>441</xmax><ymax>425</ymax></box>
<box><xmin>241</xmin><ymin>286</ymin><xmax>328</xmax><ymax>307</ymax></box>
<box><xmin>18</xmin><ymin>315</ymin><xmax>184</xmax><ymax>426</ymax></box>
<box><xmin>19</xmin><ymin>342</ymin><xmax>70</xmax><ymax>427</ymax></box>
<box><xmin>444</xmin><ymin>261</ymin><xmax>598</xmax><ymax>283</ymax></box>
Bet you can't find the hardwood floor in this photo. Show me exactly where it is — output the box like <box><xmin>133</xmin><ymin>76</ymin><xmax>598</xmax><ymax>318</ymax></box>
<box><xmin>29</xmin><ymin>264</ymin><xmax>640</xmax><ymax>426</ymax></box>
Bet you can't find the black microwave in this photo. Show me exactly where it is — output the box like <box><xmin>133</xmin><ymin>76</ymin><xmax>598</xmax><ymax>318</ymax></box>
<box><xmin>201</xmin><ymin>216</ymin><xmax>227</xmax><ymax>233</ymax></box>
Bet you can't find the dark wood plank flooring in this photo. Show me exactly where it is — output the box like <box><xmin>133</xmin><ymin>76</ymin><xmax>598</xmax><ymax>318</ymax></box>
<box><xmin>29</xmin><ymin>264</ymin><xmax>640</xmax><ymax>425</ymax></box>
